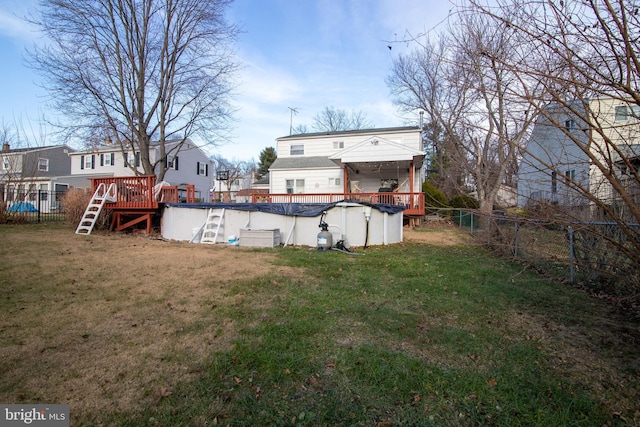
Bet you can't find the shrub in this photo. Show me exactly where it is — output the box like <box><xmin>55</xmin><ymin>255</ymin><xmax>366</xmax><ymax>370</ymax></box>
<box><xmin>61</xmin><ymin>188</ymin><xmax>111</xmax><ymax>230</ymax></box>
<box><xmin>449</xmin><ymin>194</ymin><xmax>480</xmax><ymax>209</ymax></box>
<box><xmin>0</xmin><ymin>202</ymin><xmax>28</xmax><ymax>224</ymax></box>
<box><xmin>422</xmin><ymin>181</ymin><xmax>449</xmax><ymax>212</ymax></box>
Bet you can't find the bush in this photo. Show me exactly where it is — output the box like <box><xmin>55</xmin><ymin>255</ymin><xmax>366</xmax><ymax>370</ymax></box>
<box><xmin>449</xmin><ymin>194</ymin><xmax>480</xmax><ymax>209</ymax></box>
<box><xmin>0</xmin><ymin>202</ymin><xmax>28</xmax><ymax>224</ymax></box>
<box><xmin>422</xmin><ymin>181</ymin><xmax>449</xmax><ymax>211</ymax></box>
<box><xmin>61</xmin><ymin>188</ymin><xmax>111</xmax><ymax>230</ymax></box>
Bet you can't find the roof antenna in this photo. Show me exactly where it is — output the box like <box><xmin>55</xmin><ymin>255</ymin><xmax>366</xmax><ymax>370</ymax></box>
<box><xmin>288</xmin><ymin>107</ymin><xmax>299</xmax><ymax>135</ymax></box>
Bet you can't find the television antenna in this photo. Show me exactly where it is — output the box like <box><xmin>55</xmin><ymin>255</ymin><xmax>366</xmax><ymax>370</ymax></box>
<box><xmin>287</xmin><ymin>107</ymin><xmax>299</xmax><ymax>135</ymax></box>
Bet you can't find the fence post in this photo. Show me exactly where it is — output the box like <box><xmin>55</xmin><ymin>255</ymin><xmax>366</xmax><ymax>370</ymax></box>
<box><xmin>487</xmin><ymin>213</ymin><xmax>491</xmax><ymax>246</ymax></box>
<box><xmin>37</xmin><ymin>190</ymin><xmax>42</xmax><ymax>223</ymax></box>
<box><xmin>568</xmin><ymin>225</ymin><xmax>574</xmax><ymax>284</ymax></box>
<box><xmin>514</xmin><ymin>221</ymin><xmax>519</xmax><ymax>257</ymax></box>
<box><xmin>470</xmin><ymin>212</ymin><xmax>474</xmax><ymax>234</ymax></box>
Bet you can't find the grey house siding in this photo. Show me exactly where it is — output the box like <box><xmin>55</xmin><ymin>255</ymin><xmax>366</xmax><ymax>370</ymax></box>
<box><xmin>18</xmin><ymin>146</ymin><xmax>74</xmax><ymax>179</ymax></box>
<box><xmin>518</xmin><ymin>104</ymin><xmax>591</xmax><ymax>207</ymax></box>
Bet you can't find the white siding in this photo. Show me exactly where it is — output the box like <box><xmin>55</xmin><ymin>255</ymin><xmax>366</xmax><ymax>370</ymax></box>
<box><xmin>271</xmin><ymin>168</ymin><xmax>342</xmax><ymax>194</ymax></box>
<box><xmin>277</xmin><ymin>129</ymin><xmax>422</xmax><ymax>159</ymax></box>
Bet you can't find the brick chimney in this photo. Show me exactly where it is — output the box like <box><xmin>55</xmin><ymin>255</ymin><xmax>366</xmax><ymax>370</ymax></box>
<box><xmin>2</xmin><ymin>142</ymin><xmax>9</xmax><ymax>152</ymax></box>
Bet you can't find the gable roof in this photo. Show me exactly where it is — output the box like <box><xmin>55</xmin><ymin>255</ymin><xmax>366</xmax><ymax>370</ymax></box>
<box><xmin>1</xmin><ymin>144</ymin><xmax>75</xmax><ymax>154</ymax></box>
<box><xmin>329</xmin><ymin>136</ymin><xmax>424</xmax><ymax>164</ymax></box>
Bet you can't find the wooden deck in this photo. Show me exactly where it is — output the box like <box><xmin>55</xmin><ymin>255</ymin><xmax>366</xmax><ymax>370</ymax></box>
<box><xmin>90</xmin><ymin>176</ymin><xmax>195</xmax><ymax>233</ymax></box>
<box><xmin>251</xmin><ymin>192</ymin><xmax>425</xmax><ymax>217</ymax></box>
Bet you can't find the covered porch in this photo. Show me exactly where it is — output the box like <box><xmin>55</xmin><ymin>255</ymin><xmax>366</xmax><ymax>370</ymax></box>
<box><xmin>333</xmin><ymin>135</ymin><xmax>425</xmax><ymax>218</ymax></box>
<box><xmin>259</xmin><ymin>135</ymin><xmax>426</xmax><ymax>220</ymax></box>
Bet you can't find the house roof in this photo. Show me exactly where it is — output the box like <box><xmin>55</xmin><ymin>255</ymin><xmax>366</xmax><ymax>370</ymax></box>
<box><xmin>1</xmin><ymin>144</ymin><xmax>75</xmax><ymax>154</ymax></box>
<box><xmin>276</xmin><ymin>126</ymin><xmax>420</xmax><ymax>141</ymax></box>
<box><xmin>71</xmin><ymin>138</ymin><xmax>203</xmax><ymax>155</ymax></box>
<box><xmin>329</xmin><ymin>136</ymin><xmax>425</xmax><ymax>165</ymax></box>
<box><xmin>269</xmin><ymin>156</ymin><xmax>340</xmax><ymax>170</ymax></box>
<box><xmin>253</xmin><ymin>176</ymin><xmax>269</xmax><ymax>185</ymax></box>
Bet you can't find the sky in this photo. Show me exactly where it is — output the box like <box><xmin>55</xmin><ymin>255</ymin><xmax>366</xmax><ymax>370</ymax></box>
<box><xmin>0</xmin><ymin>0</ymin><xmax>454</xmax><ymax>162</ymax></box>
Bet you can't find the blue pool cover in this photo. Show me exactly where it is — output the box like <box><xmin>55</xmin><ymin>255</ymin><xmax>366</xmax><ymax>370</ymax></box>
<box><xmin>164</xmin><ymin>200</ymin><xmax>406</xmax><ymax>217</ymax></box>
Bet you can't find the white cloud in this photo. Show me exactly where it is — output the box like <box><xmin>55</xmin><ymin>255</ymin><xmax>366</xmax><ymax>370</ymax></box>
<box><xmin>0</xmin><ymin>3</ymin><xmax>37</xmax><ymax>41</ymax></box>
<box><xmin>237</xmin><ymin>62</ymin><xmax>304</xmax><ymax>106</ymax></box>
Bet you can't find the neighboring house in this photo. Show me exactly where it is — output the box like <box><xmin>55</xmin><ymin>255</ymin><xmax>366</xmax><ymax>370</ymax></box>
<box><xmin>69</xmin><ymin>138</ymin><xmax>213</xmax><ymax>201</ymax></box>
<box><xmin>518</xmin><ymin>97</ymin><xmax>640</xmax><ymax>214</ymax></box>
<box><xmin>235</xmin><ymin>174</ymin><xmax>269</xmax><ymax>202</ymax></box>
<box><xmin>268</xmin><ymin>126</ymin><xmax>426</xmax><ymax>218</ymax></box>
<box><xmin>1</xmin><ymin>143</ymin><xmax>77</xmax><ymax>212</ymax></box>
<box><xmin>211</xmin><ymin>170</ymin><xmax>255</xmax><ymax>202</ymax></box>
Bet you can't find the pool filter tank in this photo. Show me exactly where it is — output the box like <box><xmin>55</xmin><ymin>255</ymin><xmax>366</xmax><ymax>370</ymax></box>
<box><xmin>317</xmin><ymin>211</ymin><xmax>332</xmax><ymax>251</ymax></box>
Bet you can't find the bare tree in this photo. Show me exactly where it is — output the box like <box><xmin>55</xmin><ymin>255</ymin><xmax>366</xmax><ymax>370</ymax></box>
<box><xmin>311</xmin><ymin>106</ymin><xmax>374</xmax><ymax>132</ymax></box>
<box><xmin>387</xmin><ymin>36</ymin><xmax>467</xmax><ymax>198</ymax></box>
<box><xmin>471</xmin><ymin>0</ymin><xmax>640</xmax><ymax>223</ymax></box>
<box><xmin>211</xmin><ymin>154</ymin><xmax>254</xmax><ymax>201</ymax></box>
<box><xmin>461</xmin><ymin>0</ymin><xmax>640</xmax><ymax>288</ymax></box>
<box><xmin>1</xmin><ymin>117</ymin><xmax>52</xmax><ymax>207</ymax></box>
<box><xmin>28</xmin><ymin>0</ymin><xmax>239</xmax><ymax>182</ymax></box>
<box><xmin>388</xmin><ymin>8</ymin><xmax>540</xmax><ymax>213</ymax></box>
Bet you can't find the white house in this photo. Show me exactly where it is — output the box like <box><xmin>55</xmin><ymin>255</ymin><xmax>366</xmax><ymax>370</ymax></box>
<box><xmin>1</xmin><ymin>143</ymin><xmax>77</xmax><ymax>212</ymax></box>
<box><xmin>268</xmin><ymin>126</ymin><xmax>426</xmax><ymax>220</ymax></box>
<box><xmin>518</xmin><ymin>97</ymin><xmax>640</xmax><ymax>213</ymax></box>
<box><xmin>69</xmin><ymin>138</ymin><xmax>213</xmax><ymax>201</ymax></box>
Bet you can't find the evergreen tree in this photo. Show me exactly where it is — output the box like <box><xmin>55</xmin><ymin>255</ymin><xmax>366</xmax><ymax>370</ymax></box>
<box><xmin>256</xmin><ymin>147</ymin><xmax>277</xmax><ymax>180</ymax></box>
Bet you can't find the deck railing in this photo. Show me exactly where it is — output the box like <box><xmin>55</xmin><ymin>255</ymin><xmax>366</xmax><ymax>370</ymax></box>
<box><xmin>251</xmin><ymin>192</ymin><xmax>425</xmax><ymax>216</ymax></box>
<box><xmin>90</xmin><ymin>176</ymin><xmax>195</xmax><ymax>209</ymax></box>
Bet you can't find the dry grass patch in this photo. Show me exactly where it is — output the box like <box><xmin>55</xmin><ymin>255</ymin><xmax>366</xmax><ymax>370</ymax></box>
<box><xmin>0</xmin><ymin>226</ymin><xmax>298</xmax><ymax>418</ymax></box>
<box><xmin>403</xmin><ymin>226</ymin><xmax>476</xmax><ymax>246</ymax></box>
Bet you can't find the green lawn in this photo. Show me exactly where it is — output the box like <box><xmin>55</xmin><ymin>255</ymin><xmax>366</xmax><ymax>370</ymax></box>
<box><xmin>124</xmin><ymin>244</ymin><xmax>638</xmax><ymax>426</ymax></box>
<box><xmin>1</xmin><ymin>225</ymin><xmax>638</xmax><ymax>426</ymax></box>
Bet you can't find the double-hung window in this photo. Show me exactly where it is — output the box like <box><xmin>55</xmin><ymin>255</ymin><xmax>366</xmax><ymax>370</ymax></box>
<box><xmin>290</xmin><ymin>144</ymin><xmax>304</xmax><ymax>155</ymax></box>
<box><xmin>38</xmin><ymin>158</ymin><xmax>49</xmax><ymax>172</ymax></box>
<box><xmin>197</xmin><ymin>161</ymin><xmax>208</xmax><ymax>176</ymax></box>
<box><xmin>615</xmin><ymin>105</ymin><xmax>640</xmax><ymax>121</ymax></box>
<box><xmin>286</xmin><ymin>179</ymin><xmax>305</xmax><ymax>194</ymax></box>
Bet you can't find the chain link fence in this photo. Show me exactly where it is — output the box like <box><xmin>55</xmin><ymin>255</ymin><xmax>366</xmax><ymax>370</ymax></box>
<box><xmin>1</xmin><ymin>190</ymin><xmax>68</xmax><ymax>223</ymax></box>
<box><xmin>428</xmin><ymin>208</ymin><xmax>640</xmax><ymax>304</ymax></box>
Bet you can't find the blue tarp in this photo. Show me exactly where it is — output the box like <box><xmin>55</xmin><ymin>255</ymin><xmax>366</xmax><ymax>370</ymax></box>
<box><xmin>8</xmin><ymin>202</ymin><xmax>39</xmax><ymax>213</ymax></box>
<box><xmin>164</xmin><ymin>200</ymin><xmax>406</xmax><ymax>217</ymax></box>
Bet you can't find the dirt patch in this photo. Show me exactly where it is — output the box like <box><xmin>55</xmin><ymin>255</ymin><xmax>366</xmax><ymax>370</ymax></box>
<box><xmin>0</xmin><ymin>228</ymin><xmax>297</xmax><ymax>418</ymax></box>
<box><xmin>403</xmin><ymin>227</ymin><xmax>477</xmax><ymax>246</ymax></box>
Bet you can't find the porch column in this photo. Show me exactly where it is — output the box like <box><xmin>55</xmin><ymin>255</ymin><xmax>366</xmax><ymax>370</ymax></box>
<box><xmin>409</xmin><ymin>162</ymin><xmax>414</xmax><ymax>193</ymax></box>
<box><xmin>343</xmin><ymin>164</ymin><xmax>349</xmax><ymax>194</ymax></box>
<box><xmin>410</xmin><ymin>161</ymin><xmax>415</xmax><ymax>208</ymax></box>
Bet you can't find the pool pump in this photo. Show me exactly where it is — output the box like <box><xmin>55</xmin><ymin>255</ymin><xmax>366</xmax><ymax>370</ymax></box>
<box><xmin>317</xmin><ymin>211</ymin><xmax>333</xmax><ymax>251</ymax></box>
